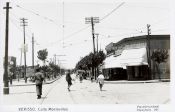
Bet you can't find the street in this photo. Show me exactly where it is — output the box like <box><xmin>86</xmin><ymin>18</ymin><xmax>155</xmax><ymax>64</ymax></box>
<box><xmin>2</xmin><ymin>76</ymin><xmax>170</xmax><ymax>105</ymax></box>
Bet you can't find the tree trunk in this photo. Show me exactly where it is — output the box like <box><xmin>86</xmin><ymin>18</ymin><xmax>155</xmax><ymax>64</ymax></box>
<box><xmin>156</xmin><ymin>62</ymin><xmax>161</xmax><ymax>80</ymax></box>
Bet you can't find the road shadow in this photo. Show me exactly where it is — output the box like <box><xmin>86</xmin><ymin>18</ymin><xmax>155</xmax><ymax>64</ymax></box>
<box><xmin>101</xmin><ymin>90</ymin><xmax>107</xmax><ymax>91</ymax></box>
<box><xmin>10</xmin><ymin>92</ymin><xmax>35</xmax><ymax>95</ymax></box>
<box><xmin>41</xmin><ymin>96</ymin><xmax>47</xmax><ymax>99</ymax></box>
<box><xmin>69</xmin><ymin>90</ymin><xmax>76</xmax><ymax>92</ymax></box>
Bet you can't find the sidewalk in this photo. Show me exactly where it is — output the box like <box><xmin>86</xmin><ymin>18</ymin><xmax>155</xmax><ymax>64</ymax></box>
<box><xmin>9</xmin><ymin>76</ymin><xmax>61</xmax><ymax>87</ymax></box>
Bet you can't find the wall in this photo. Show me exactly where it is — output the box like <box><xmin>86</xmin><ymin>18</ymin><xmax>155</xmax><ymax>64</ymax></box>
<box><xmin>150</xmin><ymin>36</ymin><xmax>170</xmax><ymax>79</ymax></box>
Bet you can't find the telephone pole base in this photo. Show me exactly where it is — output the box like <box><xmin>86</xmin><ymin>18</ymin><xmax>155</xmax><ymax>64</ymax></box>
<box><xmin>3</xmin><ymin>87</ymin><xmax>9</xmax><ymax>94</ymax></box>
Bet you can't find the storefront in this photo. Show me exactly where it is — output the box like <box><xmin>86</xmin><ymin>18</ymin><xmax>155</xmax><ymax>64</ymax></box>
<box><xmin>103</xmin><ymin>55</ymin><xmax>127</xmax><ymax>80</ymax></box>
<box><xmin>120</xmin><ymin>48</ymin><xmax>149</xmax><ymax>80</ymax></box>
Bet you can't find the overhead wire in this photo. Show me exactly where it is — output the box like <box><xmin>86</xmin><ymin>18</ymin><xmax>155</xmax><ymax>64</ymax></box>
<box><xmin>100</xmin><ymin>2</ymin><xmax>125</xmax><ymax>22</ymax></box>
<box><xmin>61</xmin><ymin>2</ymin><xmax>125</xmax><ymax>45</ymax></box>
<box><xmin>10</xmin><ymin>2</ymin><xmax>169</xmax><ymax>48</ymax></box>
<box><xmin>13</xmin><ymin>3</ymin><xmax>62</xmax><ymax>27</ymax></box>
<box><xmin>37</xmin><ymin>2</ymin><xmax>125</xmax><ymax>46</ymax></box>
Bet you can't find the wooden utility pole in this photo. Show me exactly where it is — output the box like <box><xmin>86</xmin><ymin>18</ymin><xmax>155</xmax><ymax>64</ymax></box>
<box><xmin>147</xmin><ymin>24</ymin><xmax>151</xmax><ymax>79</ymax></box>
<box><xmin>54</xmin><ymin>54</ymin><xmax>56</xmax><ymax>65</ymax></box>
<box><xmin>85</xmin><ymin>17</ymin><xmax>99</xmax><ymax>80</ymax></box>
<box><xmin>3</xmin><ymin>2</ymin><xmax>12</xmax><ymax>94</ymax></box>
<box><xmin>20</xmin><ymin>18</ymin><xmax>28</xmax><ymax>83</ymax></box>
<box><xmin>54</xmin><ymin>54</ymin><xmax>66</xmax><ymax>65</ymax></box>
<box><xmin>20</xmin><ymin>48</ymin><xmax>22</xmax><ymax>66</ymax></box>
<box><xmin>96</xmin><ymin>33</ymin><xmax>99</xmax><ymax>53</ymax></box>
<box><xmin>91</xmin><ymin>17</ymin><xmax>96</xmax><ymax>54</ymax></box>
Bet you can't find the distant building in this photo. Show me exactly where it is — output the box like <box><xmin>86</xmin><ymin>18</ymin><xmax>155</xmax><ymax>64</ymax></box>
<box><xmin>103</xmin><ymin>35</ymin><xmax>170</xmax><ymax>81</ymax></box>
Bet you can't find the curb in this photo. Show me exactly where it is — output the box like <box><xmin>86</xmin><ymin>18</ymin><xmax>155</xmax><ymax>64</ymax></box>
<box><xmin>9</xmin><ymin>76</ymin><xmax>61</xmax><ymax>87</ymax></box>
<box><xmin>104</xmin><ymin>79</ymin><xmax>170</xmax><ymax>84</ymax></box>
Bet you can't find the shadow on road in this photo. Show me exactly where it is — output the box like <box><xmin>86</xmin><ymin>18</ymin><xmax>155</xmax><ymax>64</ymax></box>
<box><xmin>41</xmin><ymin>96</ymin><xmax>47</xmax><ymax>99</ymax></box>
<box><xmin>69</xmin><ymin>90</ymin><xmax>76</xmax><ymax>92</ymax></box>
<box><xmin>10</xmin><ymin>92</ymin><xmax>36</xmax><ymax>95</ymax></box>
<box><xmin>101</xmin><ymin>90</ymin><xmax>107</xmax><ymax>91</ymax></box>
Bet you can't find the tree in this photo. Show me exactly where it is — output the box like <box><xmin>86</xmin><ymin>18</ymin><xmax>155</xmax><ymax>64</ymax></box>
<box><xmin>37</xmin><ymin>49</ymin><xmax>48</xmax><ymax>65</ymax></box>
<box><xmin>75</xmin><ymin>50</ymin><xmax>106</xmax><ymax>71</ymax></box>
<box><xmin>93</xmin><ymin>50</ymin><xmax>106</xmax><ymax>67</ymax></box>
<box><xmin>151</xmin><ymin>49</ymin><xmax>169</xmax><ymax>80</ymax></box>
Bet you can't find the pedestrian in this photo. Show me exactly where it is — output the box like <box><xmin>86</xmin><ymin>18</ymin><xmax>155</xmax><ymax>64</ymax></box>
<box><xmin>97</xmin><ymin>71</ymin><xmax>105</xmax><ymax>91</ymax></box>
<box><xmin>79</xmin><ymin>73</ymin><xmax>83</xmax><ymax>83</ymax></box>
<box><xmin>71</xmin><ymin>72</ymin><xmax>77</xmax><ymax>83</ymax></box>
<box><xmin>9</xmin><ymin>70</ymin><xmax>13</xmax><ymax>85</ymax></box>
<box><xmin>41</xmin><ymin>70</ymin><xmax>46</xmax><ymax>82</ymax></box>
<box><xmin>34</xmin><ymin>68</ymin><xmax>44</xmax><ymax>99</ymax></box>
<box><xmin>90</xmin><ymin>75</ymin><xmax>94</xmax><ymax>82</ymax></box>
<box><xmin>66</xmin><ymin>70</ymin><xmax>72</xmax><ymax>91</ymax></box>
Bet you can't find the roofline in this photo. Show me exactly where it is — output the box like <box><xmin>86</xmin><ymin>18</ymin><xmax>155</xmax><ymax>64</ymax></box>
<box><xmin>114</xmin><ymin>34</ymin><xmax>170</xmax><ymax>46</ymax></box>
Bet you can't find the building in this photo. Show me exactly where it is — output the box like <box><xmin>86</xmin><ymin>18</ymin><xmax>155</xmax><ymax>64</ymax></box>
<box><xmin>103</xmin><ymin>35</ymin><xmax>170</xmax><ymax>81</ymax></box>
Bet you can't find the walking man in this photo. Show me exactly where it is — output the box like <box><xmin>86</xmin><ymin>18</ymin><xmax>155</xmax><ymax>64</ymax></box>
<box><xmin>66</xmin><ymin>70</ymin><xmax>72</xmax><ymax>91</ymax></box>
<box><xmin>97</xmin><ymin>71</ymin><xmax>105</xmax><ymax>91</ymax></box>
<box><xmin>34</xmin><ymin>68</ymin><xmax>44</xmax><ymax>99</ymax></box>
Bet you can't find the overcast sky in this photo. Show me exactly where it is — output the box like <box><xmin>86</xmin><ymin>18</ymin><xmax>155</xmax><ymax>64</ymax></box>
<box><xmin>0</xmin><ymin>0</ymin><xmax>171</xmax><ymax>69</ymax></box>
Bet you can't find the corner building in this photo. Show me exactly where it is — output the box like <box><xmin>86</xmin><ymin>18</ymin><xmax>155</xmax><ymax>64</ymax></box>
<box><xmin>103</xmin><ymin>35</ymin><xmax>170</xmax><ymax>81</ymax></box>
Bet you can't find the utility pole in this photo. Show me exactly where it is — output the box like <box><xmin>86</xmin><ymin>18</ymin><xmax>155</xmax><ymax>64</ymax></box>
<box><xmin>85</xmin><ymin>17</ymin><xmax>99</xmax><ymax>80</ymax></box>
<box><xmin>54</xmin><ymin>54</ymin><xmax>66</xmax><ymax>65</ymax></box>
<box><xmin>95</xmin><ymin>33</ymin><xmax>99</xmax><ymax>76</ymax></box>
<box><xmin>20</xmin><ymin>18</ymin><xmax>28</xmax><ymax>83</ymax></box>
<box><xmin>95</xmin><ymin>33</ymin><xmax>99</xmax><ymax>53</ymax></box>
<box><xmin>147</xmin><ymin>24</ymin><xmax>151</xmax><ymax>79</ymax></box>
<box><xmin>91</xmin><ymin>17</ymin><xmax>96</xmax><ymax>54</ymax></box>
<box><xmin>54</xmin><ymin>54</ymin><xmax>66</xmax><ymax>75</ymax></box>
<box><xmin>19</xmin><ymin>48</ymin><xmax>22</xmax><ymax>66</ymax></box>
<box><xmin>3</xmin><ymin>2</ymin><xmax>12</xmax><ymax>94</ymax></box>
<box><xmin>57</xmin><ymin>60</ymin><xmax>66</xmax><ymax>75</ymax></box>
<box><xmin>54</xmin><ymin>54</ymin><xmax>57</xmax><ymax>65</ymax></box>
<box><xmin>32</xmin><ymin>33</ymin><xmax>34</xmax><ymax>69</ymax></box>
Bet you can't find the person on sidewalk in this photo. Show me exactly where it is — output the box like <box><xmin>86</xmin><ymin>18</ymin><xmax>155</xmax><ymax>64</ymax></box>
<box><xmin>9</xmin><ymin>70</ymin><xmax>13</xmax><ymax>85</ymax></box>
<box><xmin>34</xmin><ymin>68</ymin><xmax>44</xmax><ymax>99</ymax></box>
<box><xmin>66</xmin><ymin>70</ymin><xmax>72</xmax><ymax>91</ymax></box>
<box><xmin>97</xmin><ymin>71</ymin><xmax>105</xmax><ymax>91</ymax></box>
<box><xmin>79</xmin><ymin>73</ymin><xmax>83</xmax><ymax>83</ymax></box>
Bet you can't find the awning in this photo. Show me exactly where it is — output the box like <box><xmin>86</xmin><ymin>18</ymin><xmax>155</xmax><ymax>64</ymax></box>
<box><xmin>103</xmin><ymin>55</ymin><xmax>124</xmax><ymax>69</ymax></box>
<box><xmin>120</xmin><ymin>48</ymin><xmax>148</xmax><ymax>66</ymax></box>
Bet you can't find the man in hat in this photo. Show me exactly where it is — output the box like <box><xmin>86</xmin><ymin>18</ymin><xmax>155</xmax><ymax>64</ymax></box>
<box><xmin>34</xmin><ymin>68</ymin><xmax>44</xmax><ymax>99</ymax></box>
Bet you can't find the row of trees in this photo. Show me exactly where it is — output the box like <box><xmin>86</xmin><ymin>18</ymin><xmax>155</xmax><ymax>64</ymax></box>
<box><xmin>75</xmin><ymin>50</ymin><xmax>106</xmax><ymax>71</ymax></box>
<box><xmin>37</xmin><ymin>48</ymin><xmax>168</xmax><ymax>80</ymax></box>
<box><xmin>37</xmin><ymin>49</ymin><xmax>64</xmax><ymax>80</ymax></box>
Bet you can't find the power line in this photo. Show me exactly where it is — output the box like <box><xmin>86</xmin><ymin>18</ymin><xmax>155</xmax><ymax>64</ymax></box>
<box><xmin>33</xmin><ymin>2</ymin><xmax>125</xmax><ymax>46</ymax></box>
<box><xmin>100</xmin><ymin>2</ymin><xmax>125</xmax><ymax>21</ymax></box>
<box><xmin>62</xmin><ymin>2</ymin><xmax>65</xmax><ymax>48</ymax></box>
<box><xmin>43</xmin><ymin>25</ymin><xmax>90</xmax><ymax>47</ymax></box>
<box><xmin>13</xmin><ymin>3</ymin><xmax>62</xmax><ymax>27</ymax></box>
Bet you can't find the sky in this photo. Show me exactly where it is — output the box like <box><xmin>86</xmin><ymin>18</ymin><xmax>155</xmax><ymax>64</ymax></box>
<box><xmin>0</xmin><ymin>0</ymin><xmax>171</xmax><ymax>69</ymax></box>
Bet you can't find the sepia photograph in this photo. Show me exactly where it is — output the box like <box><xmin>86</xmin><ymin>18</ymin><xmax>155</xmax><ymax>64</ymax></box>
<box><xmin>0</xmin><ymin>0</ymin><xmax>174</xmax><ymax>112</ymax></box>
